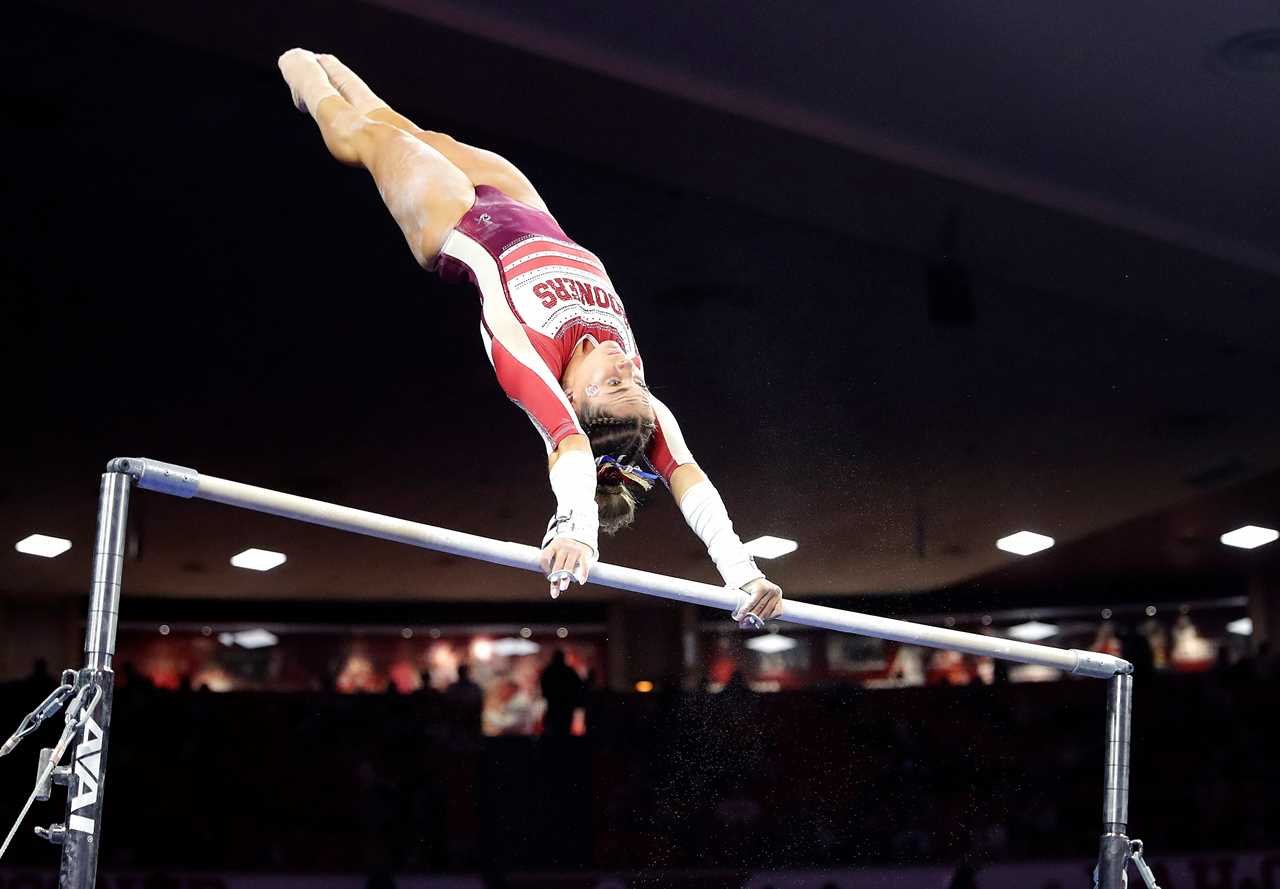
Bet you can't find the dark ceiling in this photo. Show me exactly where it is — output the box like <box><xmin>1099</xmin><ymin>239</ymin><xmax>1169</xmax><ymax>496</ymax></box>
<box><xmin>2</xmin><ymin>0</ymin><xmax>1278</xmax><ymax>614</ymax></box>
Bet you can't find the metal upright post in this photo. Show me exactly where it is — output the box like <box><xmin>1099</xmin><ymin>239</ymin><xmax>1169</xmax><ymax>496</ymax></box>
<box><xmin>53</xmin><ymin>470</ymin><xmax>131</xmax><ymax>889</ymax></box>
<box><xmin>1095</xmin><ymin>671</ymin><xmax>1134</xmax><ymax>889</ymax></box>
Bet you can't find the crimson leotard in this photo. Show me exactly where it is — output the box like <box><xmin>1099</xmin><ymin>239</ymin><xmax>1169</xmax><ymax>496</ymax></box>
<box><xmin>434</xmin><ymin>186</ymin><xmax>690</xmax><ymax>483</ymax></box>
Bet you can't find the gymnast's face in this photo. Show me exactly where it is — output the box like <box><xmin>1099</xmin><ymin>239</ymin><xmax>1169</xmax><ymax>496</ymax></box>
<box><xmin>569</xmin><ymin>340</ymin><xmax>654</xmax><ymax>421</ymax></box>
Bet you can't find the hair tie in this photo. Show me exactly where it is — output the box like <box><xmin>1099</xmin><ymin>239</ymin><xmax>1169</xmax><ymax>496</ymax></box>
<box><xmin>595</xmin><ymin>455</ymin><xmax>658</xmax><ymax>491</ymax></box>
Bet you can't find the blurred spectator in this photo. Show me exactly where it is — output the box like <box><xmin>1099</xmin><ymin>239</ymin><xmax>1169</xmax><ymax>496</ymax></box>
<box><xmin>1254</xmin><ymin>640</ymin><xmax>1276</xmax><ymax>679</ymax></box>
<box><xmin>486</xmin><ymin>677</ymin><xmax>537</xmax><ymax>735</ymax></box>
<box><xmin>1170</xmin><ymin>613</ymin><xmax>1216</xmax><ymax>671</ymax></box>
<box><xmin>120</xmin><ymin>661</ymin><xmax>154</xmax><ymax>691</ymax></box>
<box><xmin>445</xmin><ymin>663</ymin><xmax>484</xmax><ymax>741</ymax></box>
<box><xmin>582</xmin><ymin>666</ymin><xmax>600</xmax><ymax>732</ymax></box>
<box><xmin>992</xmin><ymin>657</ymin><xmax>1010</xmax><ymax>685</ymax></box>
<box><xmin>719</xmin><ymin>667</ymin><xmax>751</xmax><ymax>699</ymax></box>
<box><xmin>1117</xmin><ymin>623</ymin><xmax>1155</xmax><ymax>676</ymax></box>
<box><xmin>539</xmin><ymin>649</ymin><xmax>584</xmax><ymax>737</ymax></box>
<box><xmin>447</xmin><ymin>664</ymin><xmax>483</xmax><ymax>709</ymax></box>
<box><xmin>1092</xmin><ymin>622</ymin><xmax>1122</xmax><ymax>657</ymax></box>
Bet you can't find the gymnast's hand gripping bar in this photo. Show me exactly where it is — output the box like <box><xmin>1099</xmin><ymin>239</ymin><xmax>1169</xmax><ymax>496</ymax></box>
<box><xmin>107</xmin><ymin>457</ymin><xmax>1131</xmax><ymax>679</ymax></box>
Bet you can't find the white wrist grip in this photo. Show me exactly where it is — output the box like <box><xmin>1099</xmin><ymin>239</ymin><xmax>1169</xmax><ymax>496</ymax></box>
<box><xmin>545</xmin><ymin>450</ymin><xmax>599</xmax><ymax>555</ymax></box>
<box><xmin>678</xmin><ymin>480</ymin><xmax>764</xmax><ymax>590</ymax></box>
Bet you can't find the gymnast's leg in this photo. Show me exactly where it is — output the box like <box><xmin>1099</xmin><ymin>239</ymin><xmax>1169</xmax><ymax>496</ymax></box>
<box><xmin>315</xmin><ymin>53</ymin><xmax>551</xmax><ymax>214</ymax></box>
<box><xmin>277</xmin><ymin>49</ymin><xmax>476</xmax><ymax>267</ymax></box>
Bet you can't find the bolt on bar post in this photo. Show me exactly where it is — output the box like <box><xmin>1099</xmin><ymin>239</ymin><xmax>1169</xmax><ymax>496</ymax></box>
<box><xmin>1095</xmin><ymin>671</ymin><xmax>1134</xmax><ymax>889</ymax></box>
<box><xmin>57</xmin><ymin>469</ymin><xmax>131</xmax><ymax>889</ymax></box>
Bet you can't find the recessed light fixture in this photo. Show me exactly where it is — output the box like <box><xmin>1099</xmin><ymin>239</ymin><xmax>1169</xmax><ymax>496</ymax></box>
<box><xmin>15</xmin><ymin>534</ymin><xmax>72</xmax><ymax>558</ymax></box>
<box><xmin>634</xmin><ymin>680</ymin><xmax>654</xmax><ymax>693</ymax></box>
<box><xmin>1007</xmin><ymin>621</ymin><xmax>1059</xmax><ymax>642</ymax></box>
<box><xmin>556</xmin><ymin>627</ymin><xmax>569</xmax><ymax>639</ymax></box>
<box><xmin>1220</xmin><ymin>525</ymin><xmax>1278</xmax><ymax>550</ymax></box>
<box><xmin>230</xmin><ymin>548</ymin><xmax>287</xmax><ymax>571</ymax></box>
<box><xmin>400</xmin><ymin>627</ymin><xmax>414</xmax><ymax>639</ymax></box>
<box><xmin>1227</xmin><ymin>617</ymin><xmax>1253</xmax><ymax>636</ymax></box>
<box><xmin>235</xmin><ymin>628</ymin><xmax>279</xmax><ymax>649</ymax></box>
<box><xmin>996</xmin><ymin>531</ymin><xmax>1055</xmax><ymax>556</ymax></box>
<box><xmin>492</xmin><ymin>637</ymin><xmax>540</xmax><ymax>657</ymax></box>
<box><xmin>745</xmin><ymin>633</ymin><xmax>797</xmax><ymax>654</ymax></box>
<box><xmin>218</xmin><ymin>628</ymin><xmax>279</xmax><ymax>649</ymax></box>
<box><xmin>744</xmin><ymin>535</ymin><xmax>798</xmax><ymax>559</ymax></box>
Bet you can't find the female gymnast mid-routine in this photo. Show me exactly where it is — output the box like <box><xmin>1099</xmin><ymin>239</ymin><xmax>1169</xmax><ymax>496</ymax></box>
<box><xmin>277</xmin><ymin>49</ymin><xmax>784</xmax><ymax>626</ymax></box>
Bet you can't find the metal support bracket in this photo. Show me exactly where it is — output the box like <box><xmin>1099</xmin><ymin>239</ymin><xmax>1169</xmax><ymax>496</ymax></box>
<box><xmin>35</xmin><ymin>823</ymin><xmax>67</xmax><ymax>846</ymax></box>
<box><xmin>34</xmin><ymin>748</ymin><xmax>73</xmax><ymax>802</ymax></box>
<box><xmin>1130</xmin><ymin>839</ymin><xmax>1162</xmax><ymax>889</ymax></box>
<box><xmin>104</xmin><ymin>457</ymin><xmax>198</xmax><ymax>497</ymax></box>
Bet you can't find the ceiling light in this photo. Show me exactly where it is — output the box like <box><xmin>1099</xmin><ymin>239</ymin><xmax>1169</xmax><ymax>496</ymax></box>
<box><xmin>15</xmin><ymin>534</ymin><xmax>72</xmax><ymax>558</ymax></box>
<box><xmin>745</xmin><ymin>633</ymin><xmax>797</xmax><ymax>654</ymax></box>
<box><xmin>996</xmin><ymin>531</ymin><xmax>1055</xmax><ymax>556</ymax></box>
<box><xmin>1007</xmin><ymin>621</ymin><xmax>1059</xmax><ymax>642</ymax></box>
<box><xmin>492</xmin><ymin>637</ymin><xmax>540</xmax><ymax>657</ymax></box>
<box><xmin>218</xmin><ymin>629</ymin><xmax>279</xmax><ymax>649</ymax></box>
<box><xmin>230</xmin><ymin>548</ymin><xmax>287</xmax><ymax>571</ymax></box>
<box><xmin>1227</xmin><ymin>617</ymin><xmax>1253</xmax><ymax>636</ymax></box>
<box><xmin>744</xmin><ymin>535</ymin><xmax>798</xmax><ymax>559</ymax></box>
<box><xmin>232</xmin><ymin>629</ymin><xmax>278</xmax><ymax>649</ymax></box>
<box><xmin>556</xmin><ymin>627</ymin><xmax>569</xmax><ymax>639</ymax></box>
<box><xmin>634</xmin><ymin>680</ymin><xmax>654</xmax><ymax>693</ymax></box>
<box><xmin>1220</xmin><ymin>525</ymin><xmax>1278</xmax><ymax>550</ymax></box>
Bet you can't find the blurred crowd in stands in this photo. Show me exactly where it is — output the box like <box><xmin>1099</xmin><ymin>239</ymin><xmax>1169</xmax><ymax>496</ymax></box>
<box><xmin>0</xmin><ymin>647</ymin><xmax>1273</xmax><ymax>877</ymax></box>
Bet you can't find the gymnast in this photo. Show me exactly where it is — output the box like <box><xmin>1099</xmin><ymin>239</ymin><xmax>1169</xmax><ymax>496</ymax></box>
<box><xmin>277</xmin><ymin>49</ymin><xmax>783</xmax><ymax>625</ymax></box>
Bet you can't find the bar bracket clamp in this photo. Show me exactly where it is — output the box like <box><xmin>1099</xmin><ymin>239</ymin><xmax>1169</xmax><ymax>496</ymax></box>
<box><xmin>105</xmin><ymin>457</ymin><xmax>199</xmax><ymax>497</ymax></box>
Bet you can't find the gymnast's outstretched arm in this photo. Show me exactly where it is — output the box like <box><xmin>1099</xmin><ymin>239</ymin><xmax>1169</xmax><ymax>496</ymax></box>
<box><xmin>653</xmin><ymin>400</ymin><xmax>785</xmax><ymax>623</ymax></box>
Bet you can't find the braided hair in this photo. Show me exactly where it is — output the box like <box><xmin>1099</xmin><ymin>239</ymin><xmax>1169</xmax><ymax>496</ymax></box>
<box><xmin>579</xmin><ymin>407</ymin><xmax>657</xmax><ymax>533</ymax></box>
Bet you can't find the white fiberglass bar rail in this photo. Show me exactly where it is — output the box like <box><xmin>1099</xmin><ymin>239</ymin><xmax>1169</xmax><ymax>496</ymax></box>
<box><xmin>108</xmin><ymin>458</ymin><xmax>1131</xmax><ymax>679</ymax></box>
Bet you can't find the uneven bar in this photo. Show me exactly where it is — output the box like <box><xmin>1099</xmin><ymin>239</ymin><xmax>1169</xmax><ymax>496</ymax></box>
<box><xmin>110</xmin><ymin>458</ymin><xmax>1132</xmax><ymax>679</ymax></box>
